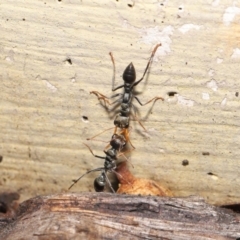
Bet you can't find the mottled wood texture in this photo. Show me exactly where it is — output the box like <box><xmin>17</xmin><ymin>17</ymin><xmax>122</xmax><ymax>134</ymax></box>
<box><xmin>1</xmin><ymin>193</ymin><xmax>240</xmax><ymax>240</ymax></box>
<box><xmin>0</xmin><ymin>1</ymin><xmax>240</xmax><ymax>205</ymax></box>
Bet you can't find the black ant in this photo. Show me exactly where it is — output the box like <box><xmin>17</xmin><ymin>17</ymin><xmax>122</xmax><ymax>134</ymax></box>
<box><xmin>90</xmin><ymin>44</ymin><xmax>164</xmax><ymax>146</ymax></box>
<box><xmin>68</xmin><ymin>134</ymin><xmax>127</xmax><ymax>192</ymax></box>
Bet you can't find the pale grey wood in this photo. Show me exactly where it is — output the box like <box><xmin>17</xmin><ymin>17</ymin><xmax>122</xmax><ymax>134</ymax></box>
<box><xmin>0</xmin><ymin>1</ymin><xmax>240</xmax><ymax>205</ymax></box>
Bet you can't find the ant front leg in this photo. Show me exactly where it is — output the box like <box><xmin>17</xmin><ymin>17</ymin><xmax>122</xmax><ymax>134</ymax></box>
<box><xmin>83</xmin><ymin>143</ymin><xmax>106</xmax><ymax>160</ymax></box>
<box><xmin>90</xmin><ymin>91</ymin><xmax>111</xmax><ymax>107</ymax></box>
<box><xmin>134</xmin><ymin>96</ymin><xmax>164</xmax><ymax>106</ymax></box>
<box><xmin>131</xmin><ymin>43</ymin><xmax>161</xmax><ymax>89</ymax></box>
<box><xmin>109</xmin><ymin>52</ymin><xmax>126</xmax><ymax>92</ymax></box>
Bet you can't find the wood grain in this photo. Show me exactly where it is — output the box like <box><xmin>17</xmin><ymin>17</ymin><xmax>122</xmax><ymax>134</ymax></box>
<box><xmin>1</xmin><ymin>193</ymin><xmax>240</xmax><ymax>240</ymax></box>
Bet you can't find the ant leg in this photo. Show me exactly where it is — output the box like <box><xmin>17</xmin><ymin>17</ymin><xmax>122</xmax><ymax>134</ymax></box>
<box><xmin>121</xmin><ymin>128</ymin><xmax>135</xmax><ymax>150</ymax></box>
<box><xmin>131</xmin><ymin>43</ymin><xmax>161</xmax><ymax>88</ymax></box>
<box><xmin>109</xmin><ymin>52</ymin><xmax>116</xmax><ymax>91</ymax></box>
<box><xmin>83</xmin><ymin>143</ymin><xmax>106</xmax><ymax>159</ymax></box>
<box><xmin>91</xmin><ymin>91</ymin><xmax>123</xmax><ymax>106</ymax></box>
<box><xmin>86</xmin><ymin>127</ymin><xmax>115</xmax><ymax>141</ymax></box>
<box><xmin>103</xmin><ymin>171</ymin><xmax>115</xmax><ymax>193</ymax></box>
<box><xmin>134</xmin><ymin>96</ymin><xmax>164</xmax><ymax>106</ymax></box>
<box><xmin>68</xmin><ymin>167</ymin><xmax>104</xmax><ymax>190</ymax></box>
<box><xmin>131</xmin><ymin>105</ymin><xmax>147</xmax><ymax>132</ymax></box>
<box><xmin>90</xmin><ymin>91</ymin><xmax>111</xmax><ymax>106</ymax></box>
<box><xmin>109</xmin><ymin>52</ymin><xmax>125</xmax><ymax>92</ymax></box>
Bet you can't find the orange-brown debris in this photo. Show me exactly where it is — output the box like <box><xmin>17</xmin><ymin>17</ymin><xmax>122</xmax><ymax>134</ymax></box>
<box><xmin>116</xmin><ymin>162</ymin><xmax>173</xmax><ymax>197</ymax></box>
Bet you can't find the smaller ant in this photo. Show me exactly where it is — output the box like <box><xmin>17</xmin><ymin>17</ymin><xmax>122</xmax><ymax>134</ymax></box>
<box><xmin>68</xmin><ymin>134</ymin><xmax>127</xmax><ymax>192</ymax></box>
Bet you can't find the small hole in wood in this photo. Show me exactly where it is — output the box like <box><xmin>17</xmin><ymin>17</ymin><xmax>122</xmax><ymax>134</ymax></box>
<box><xmin>65</xmin><ymin>58</ymin><xmax>72</xmax><ymax>65</ymax></box>
<box><xmin>168</xmin><ymin>91</ymin><xmax>178</xmax><ymax>97</ymax></box>
<box><xmin>82</xmin><ymin>116</ymin><xmax>89</xmax><ymax>123</ymax></box>
<box><xmin>202</xmin><ymin>152</ymin><xmax>210</xmax><ymax>156</ymax></box>
<box><xmin>182</xmin><ymin>159</ymin><xmax>189</xmax><ymax>166</ymax></box>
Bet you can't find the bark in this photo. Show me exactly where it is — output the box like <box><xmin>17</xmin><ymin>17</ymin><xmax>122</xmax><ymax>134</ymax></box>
<box><xmin>0</xmin><ymin>193</ymin><xmax>240</xmax><ymax>240</ymax></box>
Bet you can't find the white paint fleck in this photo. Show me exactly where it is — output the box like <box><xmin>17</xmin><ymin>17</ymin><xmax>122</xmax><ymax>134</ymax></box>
<box><xmin>208</xmin><ymin>69</ymin><xmax>215</xmax><ymax>77</ymax></box>
<box><xmin>223</xmin><ymin>5</ymin><xmax>240</xmax><ymax>26</ymax></box>
<box><xmin>212</xmin><ymin>0</ymin><xmax>220</xmax><ymax>7</ymax></box>
<box><xmin>178</xmin><ymin>24</ymin><xmax>202</xmax><ymax>34</ymax></box>
<box><xmin>4</xmin><ymin>50</ymin><xmax>15</xmax><ymax>63</ymax></box>
<box><xmin>206</xmin><ymin>80</ymin><xmax>218</xmax><ymax>91</ymax></box>
<box><xmin>158</xmin><ymin>148</ymin><xmax>165</xmax><ymax>153</ymax></box>
<box><xmin>177</xmin><ymin>95</ymin><xmax>195</xmax><ymax>107</ymax></box>
<box><xmin>138</xmin><ymin>26</ymin><xmax>174</xmax><ymax>56</ymax></box>
<box><xmin>209</xmin><ymin>174</ymin><xmax>219</xmax><ymax>180</ymax></box>
<box><xmin>221</xmin><ymin>97</ymin><xmax>227</xmax><ymax>107</ymax></box>
<box><xmin>5</xmin><ymin>56</ymin><xmax>12</xmax><ymax>62</ymax></box>
<box><xmin>202</xmin><ymin>92</ymin><xmax>210</xmax><ymax>100</ymax></box>
<box><xmin>231</xmin><ymin>48</ymin><xmax>240</xmax><ymax>59</ymax></box>
<box><xmin>42</xmin><ymin>80</ymin><xmax>57</xmax><ymax>93</ymax></box>
<box><xmin>216</xmin><ymin>58</ymin><xmax>223</xmax><ymax>64</ymax></box>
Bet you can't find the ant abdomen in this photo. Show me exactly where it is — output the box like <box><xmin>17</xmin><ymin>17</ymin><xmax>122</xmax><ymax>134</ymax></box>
<box><xmin>123</xmin><ymin>63</ymin><xmax>136</xmax><ymax>84</ymax></box>
<box><xmin>94</xmin><ymin>174</ymin><xmax>105</xmax><ymax>192</ymax></box>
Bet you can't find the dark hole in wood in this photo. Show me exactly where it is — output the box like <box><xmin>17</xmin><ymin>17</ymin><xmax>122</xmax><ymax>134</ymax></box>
<box><xmin>221</xmin><ymin>204</ymin><xmax>240</xmax><ymax>214</ymax></box>
<box><xmin>0</xmin><ymin>202</ymin><xmax>8</xmax><ymax>213</ymax></box>
<box><xmin>168</xmin><ymin>91</ymin><xmax>178</xmax><ymax>97</ymax></box>
<box><xmin>202</xmin><ymin>152</ymin><xmax>210</xmax><ymax>156</ymax></box>
<box><xmin>65</xmin><ymin>58</ymin><xmax>72</xmax><ymax>65</ymax></box>
<box><xmin>182</xmin><ymin>159</ymin><xmax>189</xmax><ymax>166</ymax></box>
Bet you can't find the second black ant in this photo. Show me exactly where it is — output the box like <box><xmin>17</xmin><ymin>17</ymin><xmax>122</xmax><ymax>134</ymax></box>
<box><xmin>68</xmin><ymin>134</ymin><xmax>128</xmax><ymax>192</ymax></box>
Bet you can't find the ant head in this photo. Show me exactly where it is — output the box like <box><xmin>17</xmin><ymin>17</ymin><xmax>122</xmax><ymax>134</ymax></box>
<box><xmin>110</xmin><ymin>134</ymin><xmax>126</xmax><ymax>150</ymax></box>
<box><xmin>94</xmin><ymin>174</ymin><xmax>105</xmax><ymax>192</ymax></box>
<box><xmin>123</xmin><ymin>63</ymin><xmax>136</xmax><ymax>84</ymax></box>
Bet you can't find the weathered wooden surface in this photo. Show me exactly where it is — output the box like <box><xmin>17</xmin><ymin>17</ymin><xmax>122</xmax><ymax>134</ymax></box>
<box><xmin>0</xmin><ymin>193</ymin><xmax>240</xmax><ymax>240</ymax></box>
<box><xmin>1</xmin><ymin>1</ymin><xmax>240</xmax><ymax>205</ymax></box>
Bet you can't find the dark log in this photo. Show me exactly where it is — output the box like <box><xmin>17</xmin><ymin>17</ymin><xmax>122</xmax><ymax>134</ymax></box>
<box><xmin>0</xmin><ymin>193</ymin><xmax>240</xmax><ymax>240</ymax></box>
